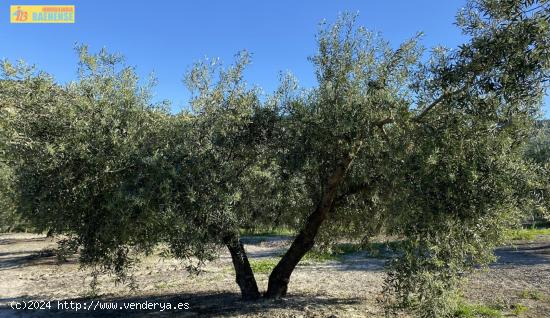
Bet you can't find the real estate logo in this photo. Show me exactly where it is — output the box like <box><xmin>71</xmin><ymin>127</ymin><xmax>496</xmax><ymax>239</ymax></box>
<box><xmin>10</xmin><ymin>5</ymin><xmax>75</xmax><ymax>23</ymax></box>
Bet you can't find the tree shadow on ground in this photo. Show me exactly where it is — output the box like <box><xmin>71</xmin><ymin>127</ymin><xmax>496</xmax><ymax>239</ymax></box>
<box><xmin>240</xmin><ymin>236</ymin><xmax>292</xmax><ymax>246</ymax></box>
<box><xmin>0</xmin><ymin>237</ymin><xmax>49</xmax><ymax>246</ymax></box>
<box><xmin>492</xmin><ymin>242</ymin><xmax>550</xmax><ymax>267</ymax></box>
<box><xmin>0</xmin><ymin>249</ymin><xmax>75</xmax><ymax>271</ymax></box>
<box><xmin>0</xmin><ymin>292</ymin><xmax>362</xmax><ymax>317</ymax></box>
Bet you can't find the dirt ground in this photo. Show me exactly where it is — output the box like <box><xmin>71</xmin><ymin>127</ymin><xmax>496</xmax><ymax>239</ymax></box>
<box><xmin>0</xmin><ymin>233</ymin><xmax>548</xmax><ymax>317</ymax></box>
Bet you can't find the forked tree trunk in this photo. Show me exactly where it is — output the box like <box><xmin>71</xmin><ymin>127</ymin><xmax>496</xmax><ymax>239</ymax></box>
<box><xmin>264</xmin><ymin>156</ymin><xmax>353</xmax><ymax>298</ymax></box>
<box><xmin>224</xmin><ymin>234</ymin><xmax>261</xmax><ymax>300</ymax></box>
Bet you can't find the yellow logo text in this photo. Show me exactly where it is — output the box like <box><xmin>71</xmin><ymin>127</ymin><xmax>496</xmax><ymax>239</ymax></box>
<box><xmin>10</xmin><ymin>5</ymin><xmax>75</xmax><ymax>24</ymax></box>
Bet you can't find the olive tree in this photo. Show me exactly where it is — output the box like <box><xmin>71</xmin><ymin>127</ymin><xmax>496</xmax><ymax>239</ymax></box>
<box><xmin>257</xmin><ymin>1</ymin><xmax>548</xmax><ymax>306</ymax></box>
<box><xmin>176</xmin><ymin>52</ymin><xmax>274</xmax><ymax>299</ymax></box>
<box><xmin>2</xmin><ymin>0</ymin><xmax>549</xmax><ymax>316</ymax></box>
<box><xmin>525</xmin><ymin>119</ymin><xmax>550</xmax><ymax>222</ymax></box>
<box><xmin>0</xmin><ymin>48</ymin><xmax>187</xmax><ymax>280</ymax></box>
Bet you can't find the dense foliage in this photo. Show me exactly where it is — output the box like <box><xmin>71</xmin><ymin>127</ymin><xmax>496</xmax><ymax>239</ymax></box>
<box><xmin>1</xmin><ymin>0</ymin><xmax>548</xmax><ymax>316</ymax></box>
<box><xmin>525</xmin><ymin>119</ymin><xmax>550</xmax><ymax>222</ymax></box>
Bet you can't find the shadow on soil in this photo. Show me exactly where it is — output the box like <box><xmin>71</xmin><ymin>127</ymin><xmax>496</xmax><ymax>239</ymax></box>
<box><xmin>492</xmin><ymin>242</ymin><xmax>550</xmax><ymax>267</ymax></box>
<box><xmin>0</xmin><ymin>249</ymin><xmax>73</xmax><ymax>271</ymax></box>
<box><xmin>0</xmin><ymin>237</ymin><xmax>49</xmax><ymax>246</ymax></box>
<box><xmin>0</xmin><ymin>292</ymin><xmax>361</xmax><ymax>317</ymax></box>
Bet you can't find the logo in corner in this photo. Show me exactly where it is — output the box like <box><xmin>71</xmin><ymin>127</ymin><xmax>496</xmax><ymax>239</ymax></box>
<box><xmin>12</xmin><ymin>6</ymin><xmax>28</xmax><ymax>22</ymax></box>
<box><xmin>10</xmin><ymin>5</ymin><xmax>75</xmax><ymax>24</ymax></box>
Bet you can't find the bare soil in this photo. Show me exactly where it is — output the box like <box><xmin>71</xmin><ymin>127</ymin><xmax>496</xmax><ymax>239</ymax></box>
<box><xmin>0</xmin><ymin>233</ymin><xmax>548</xmax><ymax>317</ymax></box>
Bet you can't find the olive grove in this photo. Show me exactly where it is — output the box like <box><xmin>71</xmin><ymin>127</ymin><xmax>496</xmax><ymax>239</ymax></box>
<box><xmin>1</xmin><ymin>0</ymin><xmax>549</xmax><ymax>316</ymax></box>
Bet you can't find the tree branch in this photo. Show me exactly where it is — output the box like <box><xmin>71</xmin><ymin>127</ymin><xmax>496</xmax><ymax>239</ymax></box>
<box><xmin>374</xmin><ymin>117</ymin><xmax>394</xmax><ymax>127</ymax></box>
<box><xmin>333</xmin><ymin>176</ymin><xmax>380</xmax><ymax>207</ymax></box>
<box><xmin>373</xmin><ymin>87</ymin><xmax>465</xmax><ymax>128</ymax></box>
<box><xmin>414</xmin><ymin>87</ymin><xmax>468</xmax><ymax>122</ymax></box>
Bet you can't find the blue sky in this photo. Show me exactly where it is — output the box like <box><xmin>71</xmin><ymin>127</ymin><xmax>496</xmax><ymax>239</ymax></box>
<box><xmin>1</xmin><ymin>0</ymin><xmax>548</xmax><ymax>116</ymax></box>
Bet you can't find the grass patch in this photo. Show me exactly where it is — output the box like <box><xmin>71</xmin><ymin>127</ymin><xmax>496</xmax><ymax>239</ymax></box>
<box><xmin>518</xmin><ymin>289</ymin><xmax>545</xmax><ymax>300</ymax></box>
<box><xmin>300</xmin><ymin>243</ymin><xmax>364</xmax><ymax>263</ymax></box>
<box><xmin>455</xmin><ymin>301</ymin><xmax>503</xmax><ymax>318</ymax></box>
<box><xmin>511</xmin><ymin>303</ymin><xmax>528</xmax><ymax>316</ymax></box>
<box><xmin>505</xmin><ymin>228</ymin><xmax>550</xmax><ymax>241</ymax></box>
<box><xmin>249</xmin><ymin>258</ymin><xmax>279</xmax><ymax>274</ymax></box>
<box><xmin>454</xmin><ymin>297</ymin><xmax>504</xmax><ymax>318</ymax></box>
<box><xmin>239</xmin><ymin>227</ymin><xmax>295</xmax><ymax>237</ymax></box>
<box><xmin>302</xmin><ymin>250</ymin><xmax>338</xmax><ymax>262</ymax></box>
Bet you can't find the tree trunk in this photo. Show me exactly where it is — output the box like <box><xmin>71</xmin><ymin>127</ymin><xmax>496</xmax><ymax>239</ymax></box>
<box><xmin>224</xmin><ymin>234</ymin><xmax>261</xmax><ymax>300</ymax></box>
<box><xmin>264</xmin><ymin>156</ymin><xmax>353</xmax><ymax>298</ymax></box>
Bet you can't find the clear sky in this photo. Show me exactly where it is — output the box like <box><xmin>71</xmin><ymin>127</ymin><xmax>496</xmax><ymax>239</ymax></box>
<box><xmin>1</xmin><ymin>0</ymin><xmax>548</xmax><ymax>116</ymax></box>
